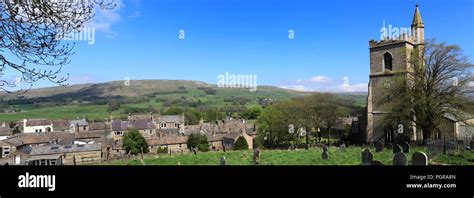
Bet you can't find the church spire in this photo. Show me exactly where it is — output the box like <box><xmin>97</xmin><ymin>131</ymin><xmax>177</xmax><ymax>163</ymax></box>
<box><xmin>411</xmin><ymin>5</ymin><xmax>425</xmax><ymax>44</ymax></box>
<box><xmin>411</xmin><ymin>4</ymin><xmax>424</xmax><ymax>28</ymax></box>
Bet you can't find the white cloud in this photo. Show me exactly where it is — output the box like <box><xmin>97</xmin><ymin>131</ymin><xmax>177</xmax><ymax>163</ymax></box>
<box><xmin>280</xmin><ymin>75</ymin><xmax>367</xmax><ymax>93</ymax></box>
<box><xmin>279</xmin><ymin>85</ymin><xmax>311</xmax><ymax>92</ymax></box>
<box><xmin>309</xmin><ymin>75</ymin><xmax>331</xmax><ymax>84</ymax></box>
<box><xmin>87</xmin><ymin>0</ymin><xmax>124</xmax><ymax>38</ymax></box>
<box><xmin>334</xmin><ymin>83</ymin><xmax>368</xmax><ymax>92</ymax></box>
<box><xmin>296</xmin><ymin>75</ymin><xmax>331</xmax><ymax>84</ymax></box>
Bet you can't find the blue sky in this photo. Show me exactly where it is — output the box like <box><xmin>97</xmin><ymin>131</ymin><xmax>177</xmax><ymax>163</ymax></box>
<box><xmin>5</xmin><ymin>0</ymin><xmax>474</xmax><ymax>92</ymax></box>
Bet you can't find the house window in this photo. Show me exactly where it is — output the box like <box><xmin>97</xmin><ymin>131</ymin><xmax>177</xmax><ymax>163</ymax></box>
<box><xmin>115</xmin><ymin>131</ymin><xmax>123</xmax><ymax>136</ymax></box>
<box><xmin>3</xmin><ymin>147</ymin><xmax>10</xmax><ymax>156</ymax></box>
<box><xmin>384</xmin><ymin>52</ymin><xmax>393</xmax><ymax>71</ymax></box>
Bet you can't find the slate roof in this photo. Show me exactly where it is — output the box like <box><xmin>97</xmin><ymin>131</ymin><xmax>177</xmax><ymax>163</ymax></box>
<box><xmin>52</xmin><ymin>120</ymin><xmax>70</xmax><ymax>131</ymax></box>
<box><xmin>25</xmin><ymin>119</ymin><xmax>52</xmax><ymax>127</ymax></box>
<box><xmin>5</xmin><ymin>132</ymin><xmax>75</xmax><ymax>146</ymax></box>
<box><xmin>207</xmin><ymin>134</ymin><xmax>225</xmax><ymax>142</ymax></box>
<box><xmin>89</xmin><ymin>122</ymin><xmax>109</xmax><ymax>131</ymax></box>
<box><xmin>70</xmin><ymin>118</ymin><xmax>89</xmax><ymax>126</ymax></box>
<box><xmin>111</xmin><ymin>120</ymin><xmax>130</xmax><ymax>131</ymax></box>
<box><xmin>223</xmin><ymin>131</ymin><xmax>243</xmax><ymax>141</ymax></box>
<box><xmin>131</xmin><ymin>119</ymin><xmax>155</xmax><ymax>130</ymax></box>
<box><xmin>443</xmin><ymin>112</ymin><xmax>474</xmax><ymax>122</ymax></box>
<box><xmin>21</xmin><ymin>143</ymin><xmax>101</xmax><ymax>156</ymax></box>
<box><xmin>158</xmin><ymin>115</ymin><xmax>183</xmax><ymax>123</ymax></box>
<box><xmin>75</xmin><ymin>131</ymin><xmax>109</xmax><ymax>139</ymax></box>
<box><xmin>147</xmin><ymin>136</ymin><xmax>188</xmax><ymax>146</ymax></box>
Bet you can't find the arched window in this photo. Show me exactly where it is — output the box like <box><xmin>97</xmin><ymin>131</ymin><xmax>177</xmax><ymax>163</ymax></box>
<box><xmin>383</xmin><ymin>52</ymin><xmax>393</xmax><ymax>71</ymax></box>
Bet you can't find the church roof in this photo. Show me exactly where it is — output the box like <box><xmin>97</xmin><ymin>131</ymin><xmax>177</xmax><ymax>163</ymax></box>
<box><xmin>412</xmin><ymin>5</ymin><xmax>424</xmax><ymax>28</ymax></box>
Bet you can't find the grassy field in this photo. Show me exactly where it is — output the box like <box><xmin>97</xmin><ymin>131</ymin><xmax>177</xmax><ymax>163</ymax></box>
<box><xmin>103</xmin><ymin>146</ymin><xmax>473</xmax><ymax>166</ymax></box>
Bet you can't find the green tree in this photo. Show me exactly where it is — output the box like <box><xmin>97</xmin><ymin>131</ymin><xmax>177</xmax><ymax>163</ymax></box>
<box><xmin>383</xmin><ymin>39</ymin><xmax>474</xmax><ymax>144</ymax></box>
<box><xmin>242</xmin><ymin>106</ymin><xmax>262</xmax><ymax>120</ymax></box>
<box><xmin>187</xmin><ymin>133</ymin><xmax>210</xmax><ymax>152</ymax></box>
<box><xmin>123</xmin><ymin>129</ymin><xmax>149</xmax><ymax>155</ymax></box>
<box><xmin>184</xmin><ymin>108</ymin><xmax>203</xmax><ymax>125</ymax></box>
<box><xmin>164</xmin><ymin>106</ymin><xmax>184</xmax><ymax>115</ymax></box>
<box><xmin>203</xmin><ymin>107</ymin><xmax>224</xmax><ymax>122</ymax></box>
<box><xmin>318</xmin><ymin>96</ymin><xmax>348</xmax><ymax>145</ymax></box>
<box><xmin>256</xmin><ymin>93</ymin><xmax>350</xmax><ymax>148</ymax></box>
<box><xmin>257</xmin><ymin>102</ymin><xmax>291</xmax><ymax>148</ymax></box>
<box><xmin>233</xmin><ymin>136</ymin><xmax>249</xmax><ymax>150</ymax></box>
<box><xmin>107</xmin><ymin>100</ymin><xmax>121</xmax><ymax>112</ymax></box>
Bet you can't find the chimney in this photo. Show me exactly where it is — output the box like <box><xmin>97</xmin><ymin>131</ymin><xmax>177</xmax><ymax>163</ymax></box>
<box><xmin>23</xmin><ymin>119</ymin><xmax>27</xmax><ymax>130</ymax></box>
<box><xmin>150</xmin><ymin>112</ymin><xmax>154</xmax><ymax>121</ymax></box>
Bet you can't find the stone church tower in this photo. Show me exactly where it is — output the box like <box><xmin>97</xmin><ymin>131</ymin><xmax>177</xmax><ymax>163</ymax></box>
<box><xmin>366</xmin><ymin>5</ymin><xmax>425</xmax><ymax>143</ymax></box>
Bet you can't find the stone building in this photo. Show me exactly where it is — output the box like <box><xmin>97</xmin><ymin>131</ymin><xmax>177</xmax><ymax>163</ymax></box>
<box><xmin>364</xmin><ymin>5</ymin><xmax>474</xmax><ymax>143</ymax></box>
<box><xmin>366</xmin><ymin>5</ymin><xmax>425</xmax><ymax>143</ymax></box>
<box><xmin>69</xmin><ymin>118</ymin><xmax>89</xmax><ymax>133</ymax></box>
<box><xmin>20</xmin><ymin>143</ymin><xmax>102</xmax><ymax>165</ymax></box>
<box><xmin>223</xmin><ymin>130</ymin><xmax>254</xmax><ymax>150</ymax></box>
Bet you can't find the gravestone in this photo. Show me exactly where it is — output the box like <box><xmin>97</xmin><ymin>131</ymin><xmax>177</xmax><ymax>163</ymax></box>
<box><xmin>322</xmin><ymin>151</ymin><xmax>329</xmax><ymax>160</ymax></box>
<box><xmin>253</xmin><ymin>148</ymin><xmax>261</xmax><ymax>165</ymax></box>
<box><xmin>411</xmin><ymin>152</ymin><xmax>428</xmax><ymax>166</ymax></box>
<box><xmin>386</xmin><ymin>143</ymin><xmax>393</xmax><ymax>150</ymax></box>
<box><xmin>375</xmin><ymin>141</ymin><xmax>384</xmax><ymax>152</ymax></box>
<box><xmin>322</xmin><ymin>144</ymin><xmax>329</xmax><ymax>152</ymax></box>
<box><xmin>220</xmin><ymin>156</ymin><xmax>226</xmax><ymax>166</ymax></box>
<box><xmin>393</xmin><ymin>152</ymin><xmax>407</xmax><ymax>166</ymax></box>
<box><xmin>339</xmin><ymin>143</ymin><xmax>346</xmax><ymax>152</ymax></box>
<box><xmin>392</xmin><ymin>144</ymin><xmax>402</xmax><ymax>153</ymax></box>
<box><xmin>402</xmin><ymin>142</ymin><xmax>410</xmax><ymax>153</ymax></box>
<box><xmin>361</xmin><ymin>149</ymin><xmax>373</xmax><ymax>165</ymax></box>
<box><xmin>371</xmin><ymin>160</ymin><xmax>384</xmax><ymax>166</ymax></box>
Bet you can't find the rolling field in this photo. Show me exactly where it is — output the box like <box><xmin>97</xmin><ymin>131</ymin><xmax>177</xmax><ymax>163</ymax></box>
<box><xmin>0</xmin><ymin>80</ymin><xmax>367</xmax><ymax>122</ymax></box>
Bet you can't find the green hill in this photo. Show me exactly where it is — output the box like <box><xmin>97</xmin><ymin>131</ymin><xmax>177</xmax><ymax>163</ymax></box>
<box><xmin>0</xmin><ymin>80</ymin><xmax>366</xmax><ymax>122</ymax></box>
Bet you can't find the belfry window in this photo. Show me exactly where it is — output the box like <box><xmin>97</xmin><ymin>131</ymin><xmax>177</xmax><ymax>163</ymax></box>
<box><xmin>383</xmin><ymin>52</ymin><xmax>393</xmax><ymax>71</ymax></box>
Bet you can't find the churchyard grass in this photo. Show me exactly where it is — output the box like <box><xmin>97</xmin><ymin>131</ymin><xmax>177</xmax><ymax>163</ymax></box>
<box><xmin>104</xmin><ymin>146</ymin><xmax>473</xmax><ymax>165</ymax></box>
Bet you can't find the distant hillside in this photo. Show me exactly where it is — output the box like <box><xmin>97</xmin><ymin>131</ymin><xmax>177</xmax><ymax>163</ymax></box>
<box><xmin>0</xmin><ymin>80</ymin><xmax>209</xmax><ymax>99</ymax></box>
<box><xmin>0</xmin><ymin>80</ymin><xmax>367</xmax><ymax>122</ymax></box>
<box><xmin>0</xmin><ymin>79</ymin><xmax>367</xmax><ymax>105</ymax></box>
